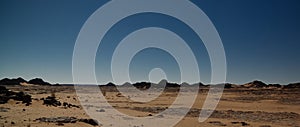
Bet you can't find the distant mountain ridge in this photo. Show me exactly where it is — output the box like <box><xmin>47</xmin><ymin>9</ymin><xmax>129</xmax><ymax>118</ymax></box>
<box><xmin>222</xmin><ymin>80</ymin><xmax>300</xmax><ymax>89</ymax></box>
<box><xmin>100</xmin><ymin>80</ymin><xmax>299</xmax><ymax>89</ymax></box>
<box><xmin>0</xmin><ymin>77</ymin><xmax>299</xmax><ymax>88</ymax></box>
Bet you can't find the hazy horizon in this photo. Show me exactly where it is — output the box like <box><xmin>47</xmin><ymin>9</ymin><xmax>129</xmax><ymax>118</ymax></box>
<box><xmin>0</xmin><ymin>76</ymin><xmax>299</xmax><ymax>86</ymax></box>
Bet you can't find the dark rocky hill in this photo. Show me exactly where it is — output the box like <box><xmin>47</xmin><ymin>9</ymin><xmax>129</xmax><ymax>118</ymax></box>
<box><xmin>28</xmin><ymin>78</ymin><xmax>51</xmax><ymax>85</ymax></box>
<box><xmin>242</xmin><ymin>80</ymin><xmax>268</xmax><ymax>88</ymax></box>
<box><xmin>0</xmin><ymin>77</ymin><xmax>52</xmax><ymax>86</ymax></box>
<box><xmin>0</xmin><ymin>77</ymin><xmax>27</xmax><ymax>85</ymax></box>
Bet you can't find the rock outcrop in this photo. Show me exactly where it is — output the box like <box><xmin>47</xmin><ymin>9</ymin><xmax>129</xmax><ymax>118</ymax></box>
<box><xmin>0</xmin><ymin>86</ymin><xmax>32</xmax><ymax>105</ymax></box>
<box><xmin>41</xmin><ymin>95</ymin><xmax>80</xmax><ymax>108</ymax></box>
<box><xmin>42</xmin><ymin>96</ymin><xmax>61</xmax><ymax>107</ymax></box>
<box><xmin>36</xmin><ymin>117</ymin><xmax>99</xmax><ymax>126</ymax></box>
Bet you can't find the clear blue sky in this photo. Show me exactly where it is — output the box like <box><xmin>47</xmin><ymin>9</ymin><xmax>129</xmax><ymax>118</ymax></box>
<box><xmin>0</xmin><ymin>0</ymin><xmax>299</xmax><ymax>84</ymax></box>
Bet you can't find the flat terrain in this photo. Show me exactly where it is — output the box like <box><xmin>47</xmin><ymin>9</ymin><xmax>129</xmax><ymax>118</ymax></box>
<box><xmin>0</xmin><ymin>85</ymin><xmax>299</xmax><ymax>127</ymax></box>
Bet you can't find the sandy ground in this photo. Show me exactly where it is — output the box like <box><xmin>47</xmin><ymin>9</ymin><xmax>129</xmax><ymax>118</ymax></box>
<box><xmin>0</xmin><ymin>85</ymin><xmax>299</xmax><ymax>127</ymax></box>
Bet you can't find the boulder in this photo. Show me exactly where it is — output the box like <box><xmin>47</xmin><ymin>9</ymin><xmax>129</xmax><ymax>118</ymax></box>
<box><xmin>43</xmin><ymin>96</ymin><xmax>61</xmax><ymax>107</ymax></box>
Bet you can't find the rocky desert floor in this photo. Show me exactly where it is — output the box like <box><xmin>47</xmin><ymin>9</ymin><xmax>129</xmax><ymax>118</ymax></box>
<box><xmin>0</xmin><ymin>85</ymin><xmax>299</xmax><ymax>127</ymax></box>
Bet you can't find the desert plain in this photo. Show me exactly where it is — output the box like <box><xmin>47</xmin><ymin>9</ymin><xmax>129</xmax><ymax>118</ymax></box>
<box><xmin>0</xmin><ymin>80</ymin><xmax>299</xmax><ymax>127</ymax></box>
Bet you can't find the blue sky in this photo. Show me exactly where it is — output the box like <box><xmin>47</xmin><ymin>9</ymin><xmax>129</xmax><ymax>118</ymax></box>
<box><xmin>0</xmin><ymin>0</ymin><xmax>299</xmax><ymax>84</ymax></box>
